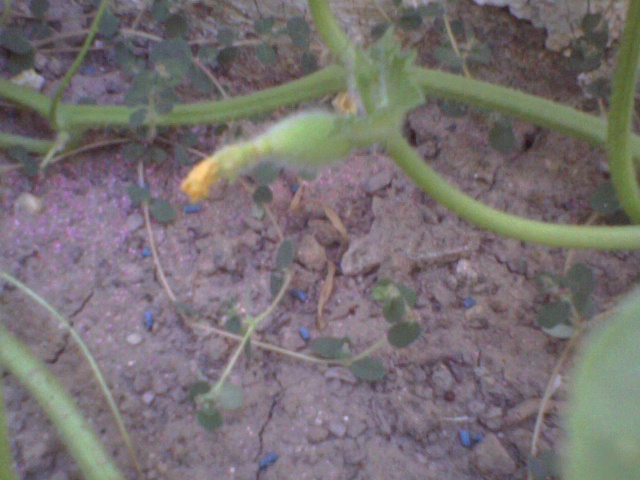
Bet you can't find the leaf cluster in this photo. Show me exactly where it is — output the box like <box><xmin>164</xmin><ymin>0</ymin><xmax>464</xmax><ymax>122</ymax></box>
<box><xmin>569</xmin><ymin>12</ymin><xmax>609</xmax><ymax>73</ymax></box>
<box><xmin>535</xmin><ymin>263</ymin><xmax>596</xmax><ymax>338</ymax></box>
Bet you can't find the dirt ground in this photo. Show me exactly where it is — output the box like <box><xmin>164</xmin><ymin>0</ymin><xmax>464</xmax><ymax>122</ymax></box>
<box><xmin>2</xmin><ymin>2</ymin><xmax>639</xmax><ymax>480</ymax></box>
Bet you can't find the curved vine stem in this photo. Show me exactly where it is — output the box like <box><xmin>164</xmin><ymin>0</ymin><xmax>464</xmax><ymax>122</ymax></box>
<box><xmin>607</xmin><ymin>0</ymin><xmax>640</xmax><ymax>223</ymax></box>
<box><xmin>385</xmin><ymin>132</ymin><xmax>640</xmax><ymax>249</ymax></box>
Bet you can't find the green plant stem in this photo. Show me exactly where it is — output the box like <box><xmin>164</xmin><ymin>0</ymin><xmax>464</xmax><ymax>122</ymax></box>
<box><xmin>0</xmin><ymin>323</ymin><xmax>125</xmax><ymax>480</ymax></box>
<box><xmin>308</xmin><ymin>0</ymin><xmax>351</xmax><ymax>57</ymax></box>
<box><xmin>0</xmin><ymin>272</ymin><xmax>140</xmax><ymax>475</ymax></box>
<box><xmin>49</xmin><ymin>0</ymin><xmax>111</xmax><ymax>128</ymax></box>
<box><xmin>0</xmin><ymin>65</ymin><xmax>347</xmax><ymax>133</ymax></box>
<box><xmin>607</xmin><ymin>0</ymin><xmax>640</xmax><ymax>223</ymax></box>
<box><xmin>212</xmin><ymin>270</ymin><xmax>293</xmax><ymax>397</ymax></box>
<box><xmin>411</xmin><ymin>67</ymin><xmax>640</xmax><ymax>159</ymax></box>
<box><xmin>0</xmin><ymin>132</ymin><xmax>52</xmax><ymax>154</ymax></box>
<box><xmin>385</xmin><ymin>132</ymin><xmax>640</xmax><ymax>249</ymax></box>
<box><xmin>0</xmin><ymin>377</ymin><xmax>19</xmax><ymax>480</ymax></box>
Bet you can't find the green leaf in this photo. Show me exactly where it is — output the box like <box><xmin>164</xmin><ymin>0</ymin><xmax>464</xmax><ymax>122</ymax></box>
<box><xmin>149</xmin><ymin>145</ymin><xmax>168</xmax><ymax>164</ymax></box>
<box><xmin>397</xmin><ymin>283</ymin><xmax>416</xmax><ymax>308</ymax></box>
<box><xmin>225</xmin><ymin>316</ymin><xmax>242</xmax><ymax>334</ymax></box>
<box><xmin>564</xmin><ymin>291</ymin><xmax>640</xmax><ymax>480</ymax></box>
<box><xmin>7</xmin><ymin>146</ymin><xmax>38</xmax><ymax>177</ymax></box>
<box><xmin>151</xmin><ymin>0</ymin><xmax>170</xmax><ymax>22</ymax></box>
<box><xmin>114</xmin><ymin>41</ymin><xmax>136</xmax><ymax>73</ymax></box>
<box><xmin>586</xmin><ymin>77</ymin><xmax>610</xmax><ymax>99</ymax></box>
<box><xmin>98</xmin><ymin>9</ymin><xmax>119</xmax><ymax>38</ymax></box>
<box><xmin>173</xmin><ymin>144</ymin><xmax>190</xmax><ymax>165</ymax></box>
<box><xmin>581</xmin><ymin>13</ymin><xmax>603</xmax><ymax>33</ymax></box>
<box><xmin>383</xmin><ymin>297</ymin><xmax>405</xmax><ymax>323</ymax></box>
<box><xmin>254</xmin><ymin>16</ymin><xmax>275</xmax><ymax>35</ymax></box>
<box><xmin>149</xmin><ymin>198</ymin><xmax>175</xmax><ymax>223</ymax></box>
<box><xmin>0</xmin><ymin>27</ymin><xmax>33</xmax><ymax>55</ymax></box>
<box><xmin>387</xmin><ymin>322</ymin><xmax>421</xmax><ymax>348</ymax></box>
<box><xmin>188</xmin><ymin>381</ymin><xmax>211</xmax><ymax>402</ymax></box>
<box><xmin>534</xmin><ymin>270</ymin><xmax>561</xmax><ymax>294</ymax></box>
<box><xmin>527</xmin><ymin>450</ymin><xmax>562</xmax><ymax>480</ymax></box>
<box><xmin>536</xmin><ymin>300</ymin><xmax>571</xmax><ymax>329</ymax></box>
<box><xmin>309</xmin><ymin>337</ymin><xmax>350</xmax><ymax>359</ymax></box>
<box><xmin>215</xmin><ymin>381</ymin><xmax>243</xmax><ymax>410</ymax></box>
<box><xmin>349</xmin><ymin>357</ymin><xmax>386</xmax><ymax>381</ymax></box>
<box><xmin>371</xmin><ymin>23</ymin><xmax>390</xmax><ymax>40</ymax></box>
<box><xmin>128</xmin><ymin>108</ymin><xmax>147</xmax><ymax>129</ymax></box>
<box><xmin>217</xmin><ymin>47</ymin><xmax>237</xmax><ymax>68</ymax></box>
<box><xmin>125</xmin><ymin>184</ymin><xmax>151</xmax><ymax>206</ymax></box>
<box><xmin>150</xmin><ymin>39</ymin><xmax>192</xmax><ymax>83</ymax></box>
<box><xmin>256</xmin><ymin>43</ymin><xmax>277</xmax><ymax>65</ymax></box>
<box><xmin>372</xmin><ymin>278</ymin><xmax>393</xmax><ymax>302</ymax></box>
<box><xmin>196</xmin><ymin>407</ymin><xmax>223</xmax><ymax>431</ymax></box>
<box><xmin>30</xmin><ymin>0</ymin><xmax>50</xmax><ymax>19</ymax></box>
<box><xmin>563</xmin><ymin>263</ymin><xmax>595</xmax><ymax>316</ymax></box>
<box><xmin>252</xmin><ymin>185</ymin><xmax>273</xmax><ymax>204</ymax></box>
<box><xmin>286</xmin><ymin>17</ymin><xmax>310</xmax><ymax>49</ymax></box>
<box><xmin>270</xmin><ymin>271</ymin><xmax>284</xmax><ymax>298</ymax></box>
<box><xmin>302</xmin><ymin>50</ymin><xmax>318</xmax><ymax>73</ymax></box>
<box><xmin>218</xmin><ymin>27</ymin><xmax>235</xmax><ymax>47</ymax></box>
<box><xmin>590</xmin><ymin>182</ymin><xmax>620</xmax><ymax>216</ymax></box>
<box><xmin>251</xmin><ymin>161</ymin><xmax>280</xmax><ymax>185</ymax></box>
<box><xmin>165</xmin><ymin>13</ymin><xmax>188</xmax><ymax>38</ymax></box>
<box><xmin>398</xmin><ymin>7</ymin><xmax>422</xmax><ymax>30</ymax></box>
<box><xmin>275</xmin><ymin>239</ymin><xmax>295</xmax><ymax>270</ymax></box>
<box><xmin>489</xmin><ymin>117</ymin><xmax>516</xmax><ymax>154</ymax></box>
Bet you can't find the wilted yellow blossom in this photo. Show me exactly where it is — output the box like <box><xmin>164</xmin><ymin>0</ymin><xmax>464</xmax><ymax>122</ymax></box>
<box><xmin>180</xmin><ymin>155</ymin><xmax>220</xmax><ymax>202</ymax></box>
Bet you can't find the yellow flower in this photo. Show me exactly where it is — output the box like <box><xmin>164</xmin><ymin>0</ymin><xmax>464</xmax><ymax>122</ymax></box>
<box><xmin>180</xmin><ymin>155</ymin><xmax>220</xmax><ymax>202</ymax></box>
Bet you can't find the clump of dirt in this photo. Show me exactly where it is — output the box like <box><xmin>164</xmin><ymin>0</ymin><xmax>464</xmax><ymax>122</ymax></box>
<box><xmin>1</xmin><ymin>2</ymin><xmax>638</xmax><ymax>480</ymax></box>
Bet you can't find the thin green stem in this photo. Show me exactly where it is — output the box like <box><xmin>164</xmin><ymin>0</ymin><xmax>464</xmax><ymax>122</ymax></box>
<box><xmin>0</xmin><ymin>272</ymin><xmax>141</xmax><ymax>475</ymax></box>
<box><xmin>385</xmin><ymin>132</ymin><xmax>640</xmax><ymax>249</ymax></box>
<box><xmin>50</xmin><ymin>0</ymin><xmax>118</xmax><ymax>128</ymax></box>
<box><xmin>0</xmin><ymin>377</ymin><xmax>19</xmax><ymax>480</ymax></box>
<box><xmin>212</xmin><ymin>270</ymin><xmax>292</xmax><ymax>395</ymax></box>
<box><xmin>349</xmin><ymin>338</ymin><xmax>387</xmax><ymax>363</ymax></box>
<box><xmin>0</xmin><ymin>323</ymin><xmax>125</xmax><ymax>480</ymax></box>
<box><xmin>308</xmin><ymin>0</ymin><xmax>351</xmax><ymax>57</ymax></box>
<box><xmin>607</xmin><ymin>0</ymin><xmax>640</xmax><ymax>223</ymax></box>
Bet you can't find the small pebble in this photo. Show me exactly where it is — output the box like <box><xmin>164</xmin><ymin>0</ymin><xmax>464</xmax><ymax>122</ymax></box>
<box><xmin>299</xmin><ymin>326</ymin><xmax>310</xmax><ymax>342</ymax></box>
<box><xmin>144</xmin><ymin>311</ymin><xmax>154</xmax><ymax>331</ymax></box>
<box><xmin>459</xmin><ymin>429</ymin><xmax>472</xmax><ymax>448</ymax></box>
<box><xmin>289</xmin><ymin>289</ymin><xmax>308</xmax><ymax>302</ymax></box>
<box><xmin>183</xmin><ymin>203</ymin><xmax>202</xmax><ymax>214</ymax></box>
<box><xmin>142</xmin><ymin>391</ymin><xmax>155</xmax><ymax>405</ymax></box>
<box><xmin>142</xmin><ymin>246</ymin><xmax>151</xmax><ymax>257</ymax></box>
<box><xmin>126</xmin><ymin>333</ymin><xmax>143</xmax><ymax>345</ymax></box>
<box><xmin>258</xmin><ymin>452</ymin><xmax>278</xmax><ymax>469</ymax></box>
<box><xmin>14</xmin><ymin>193</ymin><xmax>44</xmax><ymax>216</ymax></box>
<box><xmin>462</xmin><ymin>297</ymin><xmax>476</xmax><ymax>309</ymax></box>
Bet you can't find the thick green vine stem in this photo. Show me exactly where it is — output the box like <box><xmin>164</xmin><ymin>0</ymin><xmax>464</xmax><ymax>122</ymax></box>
<box><xmin>385</xmin><ymin>133</ymin><xmax>640</xmax><ymax>249</ymax></box>
<box><xmin>308</xmin><ymin>0</ymin><xmax>351</xmax><ymax>58</ymax></box>
<box><xmin>0</xmin><ymin>66</ymin><xmax>347</xmax><ymax>133</ymax></box>
<box><xmin>0</xmin><ymin>323</ymin><xmax>125</xmax><ymax>480</ymax></box>
<box><xmin>607</xmin><ymin>0</ymin><xmax>640</xmax><ymax>223</ymax></box>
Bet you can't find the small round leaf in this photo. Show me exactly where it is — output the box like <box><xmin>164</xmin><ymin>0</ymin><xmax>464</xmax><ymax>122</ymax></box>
<box><xmin>256</xmin><ymin>43</ymin><xmax>277</xmax><ymax>64</ymax></box>
<box><xmin>286</xmin><ymin>17</ymin><xmax>310</xmax><ymax>49</ymax></box>
<box><xmin>251</xmin><ymin>162</ymin><xmax>280</xmax><ymax>185</ymax></box>
<box><xmin>349</xmin><ymin>357</ymin><xmax>386</xmax><ymax>382</ymax></box>
<box><xmin>387</xmin><ymin>322</ymin><xmax>421</xmax><ymax>348</ymax></box>
<box><xmin>188</xmin><ymin>381</ymin><xmax>211</xmax><ymax>402</ymax></box>
<box><xmin>383</xmin><ymin>297</ymin><xmax>405</xmax><ymax>323</ymax></box>
<box><xmin>215</xmin><ymin>381</ymin><xmax>243</xmax><ymax>410</ymax></box>
<box><xmin>275</xmin><ymin>239</ymin><xmax>295</xmax><ymax>270</ymax></box>
<box><xmin>196</xmin><ymin>408</ymin><xmax>223</xmax><ymax>431</ymax></box>
<box><xmin>489</xmin><ymin>117</ymin><xmax>516</xmax><ymax>154</ymax></box>
<box><xmin>536</xmin><ymin>300</ymin><xmax>571</xmax><ymax>329</ymax></box>
<box><xmin>309</xmin><ymin>336</ymin><xmax>349</xmax><ymax>359</ymax></box>
<box><xmin>252</xmin><ymin>185</ymin><xmax>273</xmax><ymax>204</ymax></box>
<box><xmin>165</xmin><ymin>13</ymin><xmax>188</xmax><ymax>38</ymax></box>
<box><xmin>254</xmin><ymin>17</ymin><xmax>275</xmax><ymax>35</ymax></box>
<box><xmin>125</xmin><ymin>184</ymin><xmax>151</xmax><ymax>206</ymax></box>
<box><xmin>149</xmin><ymin>198</ymin><xmax>176</xmax><ymax>223</ymax></box>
